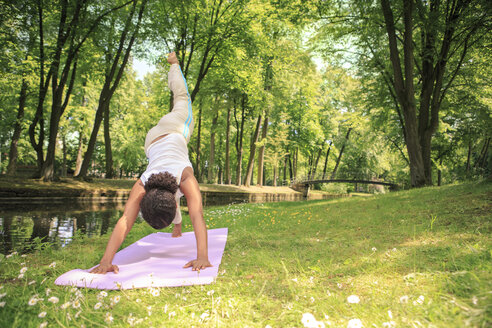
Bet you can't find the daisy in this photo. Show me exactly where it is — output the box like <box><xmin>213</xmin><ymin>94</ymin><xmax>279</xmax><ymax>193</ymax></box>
<box><xmin>0</xmin><ymin>302</ymin><xmax>5</xmax><ymax>307</ymax></box>
<box><xmin>347</xmin><ymin>295</ymin><xmax>360</xmax><ymax>304</ymax></box>
<box><xmin>111</xmin><ymin>295</ymin><xmax>121</xmax><ymax>304</ymax></box>
<box><xmin>105</xmin><ymin>312</ymin><xmax>114</xmax><ymax>324</ymax></box>
<box><xmin>28</xmin><ymin>296</ymin><xmax>38</xmax><ymax>306</ymax></box>
<box><xmin>60</xmin><ymin>302</ymin><xmax>71</xmax><ymax>309</ymax></box>
<box><xmin>347</xmin><ymin>318</ymin><xmax>363</xmax><ymax>328</ymax></box>
<box><xmin>151</xmin><ymin>289</ymin><xmax>160</xmax><ymax>297</ymax></box>
<box><xmin>48</xmin><ymin>296</ymin><xmax>59</xmax><ymax>304</ymax></box>
<box><xmin>371</xmin><ymin>247</ymin><xmax>377</xmax><ymax>252</ymax></box>
<box><xmin>99</xmin><ymin>291</ymin><xmax>108</xmax><ymax>298</ymax></box>
<box><xmin>94</xmin><ymin>302</ymin><xmax>103</xmax><ymax>310</ymax></box>
<box><xmin>48</xmin><ymin>262</ymin><xmax>56</xmax><ymax>268</ymax></box>
<box><xmin>72</xmin><ymin>299</ymin><xmax>81</xmax><ymax>308</ymax></box>
<box><xmin>0</xmin><ymin>293</ymin><xmax>6</xmax><ymax>299</ymax></box>
<box><xmin>207</xmin><ymin>290</ymin><xmax>215</xmax><ymax>296</ymax></box>
<box><xmin>39</xmin><ymin>322</ymin><xmax>48</xmax><ymax>328</ymax></box>
<box><xmin>168</xmin><ymin>311</ymin><xmax>176</xmax><ymax>318</ymax></box>
<box><xmin>18</xmin><ymin>273</ymin><xmax>24</xmax><ymax>279</ymax></box>
<box><xmin>399</xmin><ymin>295</ymin><xmax>409</xmax><ymax>303</ymax></box>
<box><xmin>301</xmin><ymin>313</ymin><xmax>325</xmax><ymax>328</ymax></box>
<box><xmin>38</xmin><ymin>312</ymin><xmax>47</xmax><ymax>318</ymax></box>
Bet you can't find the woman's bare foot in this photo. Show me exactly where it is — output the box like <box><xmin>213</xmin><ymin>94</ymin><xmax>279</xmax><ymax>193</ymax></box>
<box><xmin>172</xmin><ymin>223</ymin><xmax>182</xmax><ymax>237</ymax></box>
<box><xmin>167</xmin><ymin>51</ymin><xmax>179</xmax><ymax>65</ymax></box>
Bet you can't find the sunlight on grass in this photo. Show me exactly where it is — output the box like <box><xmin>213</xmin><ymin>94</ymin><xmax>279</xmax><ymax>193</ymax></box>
<box><xmin>0</xmin><ymin>182</ymin><xmax>490</xmax><ymax>327</ymax></box>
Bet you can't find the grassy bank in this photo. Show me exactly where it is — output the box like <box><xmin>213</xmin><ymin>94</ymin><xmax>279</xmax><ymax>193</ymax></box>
<box><xmin>0</xmin><ymin>176</ymin><xmax>303</xmax><ymax>194</ymax></box>
<box><xmin>0</xmin><ymin>181</ymin><xmax>490</xmax><ymax>327</ymax></box>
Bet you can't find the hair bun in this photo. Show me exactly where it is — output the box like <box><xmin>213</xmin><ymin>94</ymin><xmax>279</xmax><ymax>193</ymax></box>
<box><xmin>144</xmin><ymin>172</ymin><xmax>179</xmax><ymax>194</ymax></box>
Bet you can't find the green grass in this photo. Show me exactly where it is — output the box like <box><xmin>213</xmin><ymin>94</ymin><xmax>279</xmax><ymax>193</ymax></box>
<box><xmin>0</xmin><ymin>181</ymin><xmax>490</xmax><ymax>327</ymax></box>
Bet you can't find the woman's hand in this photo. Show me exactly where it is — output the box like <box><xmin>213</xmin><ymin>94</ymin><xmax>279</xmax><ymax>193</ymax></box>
<box><xmin>167</xmin><ymin>51</ymin><xmax>179</xmax><ymax>65</ymax></box>
<box><xmin>183</xmin><ymin>258</ymin><xmax>212</xmax><ymax>271</ymax></box>
<box><xmin>90</xmin><ymin>262</ymin><xmax>119</xmax><ymax>274</ymax></box>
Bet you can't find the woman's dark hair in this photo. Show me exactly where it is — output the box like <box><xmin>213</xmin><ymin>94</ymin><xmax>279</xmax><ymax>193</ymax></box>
<box><xmin>140</xmin><ymin>172</ymin><xmax>179</xmax><ymax>229</ymax></box>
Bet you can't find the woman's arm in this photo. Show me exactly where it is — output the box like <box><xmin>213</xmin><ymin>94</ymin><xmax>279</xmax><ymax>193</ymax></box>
<box><xmin>90</xmin><ymin>179</ymin><xmax>146</xmax><ymax>274</ymax></box>
<box><xmin>180</xmin><ymin>167</ymin><xmax>212</xmax><ymax>271</ymax></box>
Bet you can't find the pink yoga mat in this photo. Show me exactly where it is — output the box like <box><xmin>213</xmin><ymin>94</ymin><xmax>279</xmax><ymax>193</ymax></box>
<box><xmin>55</xmin><ymin>228</ymin><xmax>228</xmax><ymax>290</ymax></box>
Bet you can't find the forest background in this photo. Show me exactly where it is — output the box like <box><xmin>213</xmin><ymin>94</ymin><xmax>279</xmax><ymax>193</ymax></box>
<box><xmin>0</xmin><ymin>0</ymin><xmax>490</xmax><ymax>189</ymax></box>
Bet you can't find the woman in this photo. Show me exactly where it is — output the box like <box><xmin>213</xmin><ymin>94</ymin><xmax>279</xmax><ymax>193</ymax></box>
<box><xmin>90</xmin><ymin>52</ymin><xmax>211</xmax><ymax>274</ymax></box>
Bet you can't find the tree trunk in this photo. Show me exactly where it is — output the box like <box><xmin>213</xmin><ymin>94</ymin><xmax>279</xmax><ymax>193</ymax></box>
<box><xmin>104</xmin><ymin>102</ymin><xmax>114</xmax><ymax>178</ymax></box>
<box><xmin>311</xmin><ymin>147</ymin><xmax>322</xmax><ymax>180</ymax></box>
<box><xmin>322</xmin><ymin>141</ymin><xmax>332</xmax><ymax>179</ymax></box>
<box><xmin>465</xmin><ymin>141</ymin><xmax>472</xmax><ymax>173</ymax></box>
<box><xmin>6</xmin><ymin>79</ymin><xmax>28</xmax><ymax>176</ymax></box>
<box><xmin>74</xmin><ymin>131</ymin><xmax>84</xmax><ymax>176</ymax></box>
<box><xmin>235</xmin><ymin>95</ymin><xmax>246</xmax><ymax>186</ymax></box>
<box><xmin>225</xmin><ymin>105</ymin><xmax>231</xmax><ymax>184</ymax></box>
<box><xmin>256</xmin><ymin>113</ymin><xmax>269</xmax><ymax>186</ymax></box>
<box><xmin>196</xmin><ymin>102</ymin><xmax>203</xmax><ymax>181</ymax></box>
<box><xmin>244</xmin><ymin>114</ymin><xmax>262</xmax><ymax>187</ymax></box>
<box><xmin>61</xmin><ymin>134</ymin><xmax>67</xmax><ymax>177</ymax></box>
<box><xmin>208</xmin><ymin>97</ymin><xmax>220</xmax><ymax>183</ymax></box>
<box><xmin>331</xmin><ymin>128</ymin><xmax>352</xmax><ymax>179</ymax></box>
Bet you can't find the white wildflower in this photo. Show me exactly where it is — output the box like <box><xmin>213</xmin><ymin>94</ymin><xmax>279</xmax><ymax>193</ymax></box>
<box><xmin>28</xmin><ymin>296</ymin><xmax>38</xmax><ymax>306</ymax></box>
<box><xmin>48</xmin><ymin>262</ymin><xmax>56</xmax><ymax>268</ymax></box>
<box><xmin>111</xmin><ymin>295</ymin><xmax>121</xmax><ymax>304</ymax></box>
<box><xmin>163</xmin><ymin>304</ymin><xmax>168</xmax><ymax>313</ymax></box>
<box><xmin>392</xmin><ymin>248</ymin><xmax>397</xmax><ymax>252</ymax></box>
<box><xmin>472</xmin><ymin>296</ymin><xmax>478</xmax><ymax>305</ymax></box>
<box><xmin>105</xmin><ymin>312</ymin><xmax>114</xmax><ymax>324</ymax></box>
<box><xmin>371</xmin><ymin>247</ymin><xmax>377</xmax><ymax>252</ymax></box>
<box><xmin>39</xmin><ymin>322</ymin><xmax>48</xmax><ymax>328</ymax></box>
<box><xmin>347</xmin><ymin>318</ymin><xmax>363</xmax><ymax>328</ymax></box>
<box><xmin>136</xmin><ymin>298</ymin><xmax>141</xmax><ymax>303</ymax></box>
<box><xmin>151</xmin><ymin>288</ymin><xmax>160</xmax><ymax>297</ymax></box>
<box><xmin>0</xmin><ymin>301</ymin><xmax>5</xmax><ymax>307</ymax></box>
<box><xmin>382</xmin><ymin>321</ymin><xmax>396</xmax><ymax>327</ymax></box>
<box><xmin>60</xmin><ymin>302</ymin><xmax>71</xmax><ymax>309</ymax></box>
<box><xmin>399</xmin><ymin>295</ymin><xmax>409</xmax><ymax>303</ymax></box>
<box><xmin>94</xmin><ymin>302</ymin><xmax>103</xmax><ymax>310</ymax></box>
<box><xmin>347</xmin><ymin>295</ymin><xmax>360</xmax><ymax>304</ymax></box>
<box><xmin>38</xmin><ymin>311</ymin><xmax>47</xmax><ymax>318</ymax></box>
<box><xmin>48</xmin><ymin>296</ymin><xmax>59</xmax><ymax>304</ymax></box>
<box><xmin>200</xmin><ymin>312</ymin><xmax>210</xmax><ymax>320</ymax></box>
<box><xmin>75</xmin><ymin>310</ymin><xmax>81</xmax><ymax>318</ymax></box>
<box><xmin>302</xmin><ymin>313</ymin><xmax>325</xmax><ymax>328</ymax></box>
<box><xmin>337</xmin><ymin>283</ymin><xmax>343</xmax><ymax>289</ymax></box>
<box><xmin>72</xmin><ymin>299</ymin><xmax>81</xmax><ymax>308</ymax></box>
<box><xmin>45</xmin><ymin>288</ymin><xmax>51</xmax><ymax>296</ymax></box>
<box><xmin>207</xmin><ymin>290</ymin><xmax>215</xmax><ymax>296</ymax></box>
<box><xmin>70</xmin><ymin>287</ymin><xmax>78</xmax><ymax>293</ymax></box>
<box><xmin>388</xmin><ymin>310</ymin><xmax>393</xmax><ymax>319</ymax></box>
<box><xmin>0</xmin><ymin>293</ymin><xmax>6</xmax><ymax>298</ymax></box>
<box><xmin>21</xmin><ymin>254</ymin><xmax>26</xmax><ymax>258</ymax></box>
<box><xmin>292</xmin><ymin>278</ymin><xmax>298</xmax><ymax>283</ymax></box>
<box><xmin>99</xmin><ymin>291</ymin><xmax>108</xmax><ymax>297</ymax></box>
<box><xmin>413</xmin><ymin>295</ymin><xmax>424</xmax><ymax>305</ymax></box>
<box><xmin>18</xmin><ymin>273</ymin><xmax>24</xmax><ymax>279</ymax></box>
<box><xmin>310</xmin><ymin>296</ymin><xmax>315</xmax><ymax>303</ymax></box>
<box><xmin>168</xmin><ymin>311</ymin><xmax>176</xmax><ymax>318</ymax></box>
<box><xmin>28</xmin><ymin>280</ymin><xmax>36</xmax><ymax>285</ymax></box>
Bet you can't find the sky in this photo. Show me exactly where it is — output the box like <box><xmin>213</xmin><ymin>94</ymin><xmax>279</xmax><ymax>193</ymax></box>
<box><xmin>134</xmin><ymin>58</ymin><xmax>155</xmax><ymax>80</ymax></box>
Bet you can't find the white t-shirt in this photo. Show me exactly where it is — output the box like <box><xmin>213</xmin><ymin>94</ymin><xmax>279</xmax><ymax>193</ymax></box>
<box><xmin>140</xmin><ymin>133</ymin><xmax>193</xmax><ymax>224</ymax></box>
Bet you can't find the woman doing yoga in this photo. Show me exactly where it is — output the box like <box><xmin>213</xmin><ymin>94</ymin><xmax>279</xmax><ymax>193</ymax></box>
<box><xmin>90</xmin><ymin>52</ymin><xmax>211</xmax><ymax>274</ymax></box>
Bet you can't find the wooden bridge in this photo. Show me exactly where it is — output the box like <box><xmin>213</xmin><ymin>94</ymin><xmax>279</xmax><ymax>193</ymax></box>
<box><xmin>290</xmin><ymin>173</ymin><xmax>399</xmax><ymax>197</ymax></box>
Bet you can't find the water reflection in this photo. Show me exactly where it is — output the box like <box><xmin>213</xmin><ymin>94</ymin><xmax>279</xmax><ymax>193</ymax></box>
<box><xmin>0</xmin><ymin>203</ymin><xmax>124</xmax><ymax>255</ymax></box>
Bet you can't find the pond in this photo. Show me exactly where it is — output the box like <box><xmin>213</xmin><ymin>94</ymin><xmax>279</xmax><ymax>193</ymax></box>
<box><xmin>0</xmin><ymin>201</ymin><xmax>125</xmax><ymax>256</ymax></box>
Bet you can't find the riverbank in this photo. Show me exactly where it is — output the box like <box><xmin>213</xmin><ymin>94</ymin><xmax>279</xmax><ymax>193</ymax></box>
<box><xmin>0</xmin><ymin>181</ymin><xmax>490</xmax><ymax>327</ymax></box>
<box><xmin>0</xmin><ymin>176</ymin><xmax>342</xmax><ymax>207</ymax></box>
